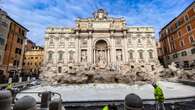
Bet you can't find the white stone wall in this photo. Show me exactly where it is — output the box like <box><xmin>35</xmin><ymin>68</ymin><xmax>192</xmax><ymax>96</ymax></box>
<box><xmin>44</xmin><ymin>27</ymin><xmax>158</xmax><ymax>71</ymax></box>
<box><xmin>43</xmin><ymin>13</ymin><xmax>158</xmax><ymax>73</ymax></box>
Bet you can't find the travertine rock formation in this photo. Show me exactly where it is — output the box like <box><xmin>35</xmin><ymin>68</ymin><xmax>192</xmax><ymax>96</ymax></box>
<box><xmin>40</xmin><ymin>63</ymin><xmax>162</xmax><ymax>84</ymax></box>
<box><xmin>40</xmin><ymin>62</ymin><xmax>195</xmax><ymax>84</ymax></box>
<box><xmin>159</xmin><ymin>62</ymin><xmax>195</xmax><ymax>80</ymax></box>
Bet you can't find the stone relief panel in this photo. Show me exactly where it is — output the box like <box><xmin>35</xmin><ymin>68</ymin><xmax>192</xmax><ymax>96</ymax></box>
<box><xmin>48</xmin><ymin>36</ymin><xmax>55</xmax><ymax>48</ymax></box>
<box><xmin>146</xmin><ymin>37</ymin><xmax>152</xmax><ymax>46</ymax></box>
<box><xmin>112</xmin><ymin>21</ymin><xmax>124</xmax><ymax>29</ymax></box>
<box><xmin>81</xmin><ymin>49</ymin><xmax>87</xmax><ymax>62</ymax></box>
<box><xmin>68</xmin><ymin>38</ymin><xmax>75</xmax><ymax>48</ymax></box>
<box><xmin>92</xmin><ymin>22</ymin><xmax>110</xmax><ymax>29</ymax></box>
<box><xmin>80</xmin><ymin>38</ymin><xmax>88</xmax><ymax>48</ymax></box>
<box><xmin>128</xmin><ymin>37</ymin><xmax>132</xmax><ymax>45</ymax></box>
<box><xmin>78</xmin><ymin>22</ymin><xmax>89</xmax><ymax>29</ymax></box>
<box><xmin>58</xmin><ymin>37</ymin><xmax>65</xmax><ymax>48</ymax></box>
<box><xmin>115</xmin><ymin>38</ymin><xmax>122</xmax><ymax>47</ymax></box>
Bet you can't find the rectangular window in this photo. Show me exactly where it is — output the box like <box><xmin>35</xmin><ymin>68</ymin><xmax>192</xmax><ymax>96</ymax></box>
<box><xmin>13</xmin><ymin>60</ymin><xmax>17</xmax><ymax>66</ymax></box>
<box><xmin>0</xmin><ymin>33</ymin><xmax>5</xmax><ymax>45</ymax></box>
<box><xmin>189</xmin><ymin>35</ymin><xmax>194</xmax><ymax>43</ymax></box>
<box><xmin>177</xmin><ymin>31</ymin><xmax>181</xmax><ymax>37</ymax></box>
<box><xmin>191</xmin><ymin>48</ymin><xmax>195</xmax><ymax>54</ymax></box>
<box><xmin>15</xmin><ymin>48</ymin><xmax>22</xmax><ymax>54</ymax></box>
<box><xmin>20</xmin><ymin>39</ymin><xmax>23</xmax><ymax>44</ymax></box>
<box><xmin>58</xmin><ymin>67</ymin><xmax>62</xmax><ymax>73</ymax></box>
<box><xmin>173</xmin><ymin>53</ymin><xmax>178</xmax><ymax>58</ymax></box>
<box><xmin>0</xmin><ymin>37</ymin><xmax>5</xmax><ymax>45</ymax></box>
<box><xmin>48</xmin><ymin>53</ymin><xmax>53</xmax><ymax>61</ymax></box>
<box><xmin>184</xmin><ymin>15</ymin><xmax>189</xmax><ymax>21</ymax></box>
<box><xmin>180</xmin><ymin>40</ymin><xmax>184</xmax><ymax>47</ymax></box>
<box><xmin>149</xmin><ymin>51</ymin><xmax>153</xmax><ymax>59</ymax></box>
<box><xmin>183</xmin><ymin>61</ymin><xmax>189</xmax><ymax>68</ymax></box>
<box><xmin>181</xmin><ymin>51</ymin><xmax>187</xmax><ymax>56</ymax></box>
<box><xmin>129</xmin><ymin>52</ymin><xmax>133</xmax><ymax>59</ymax></box>
<box><xmin>139</xmin><ymin>51</ymin><xmax>143</xmax><ymax>59</ymax></box>
<box><xmin>175</xmin><ymin>20</ymin><xmax>179</xmax><ymax>28</ymax></box>
<box><xmin>17</xmin><ymin>38</ymin><xmax>20</xmax><ymax>43</ymax></box>
<box><xmin>59</xmin><ymin>53</ymin><xmax>63</xmax><ymax>61</ymax></box>
<box><xmin>186</xmin><ymin>25</ymin><xmax>191</xmax><ymax>32</ymax></box>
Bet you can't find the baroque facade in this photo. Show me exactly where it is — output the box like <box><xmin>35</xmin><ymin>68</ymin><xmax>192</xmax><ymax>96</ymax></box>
<box><xmin>44</xmin><ymin>9</ymin><xmax>158</xmax><ymax>73</ymax></box>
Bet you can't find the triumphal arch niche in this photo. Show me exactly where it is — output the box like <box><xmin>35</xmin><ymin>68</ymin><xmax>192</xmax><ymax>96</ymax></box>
<box><xmin>44</xmin><ymin>9</ymin><xmax>158</xmax><ymax>73</ymax></box>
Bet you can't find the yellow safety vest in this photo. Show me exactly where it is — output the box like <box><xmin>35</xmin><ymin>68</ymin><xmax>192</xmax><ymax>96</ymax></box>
<box><xmin>154</xmin><ymin>86</ymin><xmax>165</xmax><ymax>102</ymax></box>
<box><xmin>102</xmin><ymin>105</ymin><xmax>109</xmax><ymax>110</ymax></box>
<box><xmin>6</xmin><ymin>83</ymin><xmax>13</xmax><ymax>90</ymax></box>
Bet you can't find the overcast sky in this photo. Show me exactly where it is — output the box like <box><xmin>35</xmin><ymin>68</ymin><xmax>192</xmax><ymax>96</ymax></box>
<box><xmin>0</xmin><ymin>0</ymin><xmax>194</xmax><ymax>45</ymax></box>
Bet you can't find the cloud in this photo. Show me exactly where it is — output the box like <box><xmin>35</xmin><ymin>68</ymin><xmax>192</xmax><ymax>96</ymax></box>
<box><xmin>0</xmin><ymin>0</ymin><xmax>194</xmax><ymax>45</ymax></box>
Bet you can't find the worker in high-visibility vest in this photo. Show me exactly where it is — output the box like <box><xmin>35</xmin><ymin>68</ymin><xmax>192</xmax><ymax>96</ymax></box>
<box><xmin>102</xmin><ymin>105</ymin><xmax>109</xmax><ymax>110</ymax></box>
<box><xmin>152</xmin><ymin>83</ymin><xmax>165</xmax><ymax>110</ymax></box>
<box><xmin>6</xmin><ymin>82</ymin><xmax>13</xmax><ymax>91</ymax></box>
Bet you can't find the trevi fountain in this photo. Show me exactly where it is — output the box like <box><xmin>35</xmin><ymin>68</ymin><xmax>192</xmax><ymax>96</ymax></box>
<box><xmin>16</xmin><ymin>9</ymin><xmax>195</xmax><ymax>110</ymax></box>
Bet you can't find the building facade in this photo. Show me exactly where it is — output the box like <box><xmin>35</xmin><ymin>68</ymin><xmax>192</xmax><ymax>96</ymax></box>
<box><xmin>22</xmin><ymin>46</ymin><xmax>44</xmax><ymax>76</ymax></box>
<box><xmin>0</xmin><ymin>9</ymin><xmax>11</xmax><ymax>72</ymax></box>
<box><xmin>156</xmin><ymin>42</ymin><xmax>164</xmax><ymax>66</ymax></box>
<box><xmin>1</xmin><ymin>13</ymin><xmax>28</xmax><ymax>77</ymax></box>
<box><xmin>25</xmin><ymin>39</ymin><xmax>36</xmax><ymax>51</ymax></box>
<box><xmin>44</xmin><ymin>9</ymin><xmax>158</xmax><ymax>73</ymax></box>
<box><xmin>159</xmin><ymin>2</ymin><xmax>195</xmax><ymax>68</ymax></box>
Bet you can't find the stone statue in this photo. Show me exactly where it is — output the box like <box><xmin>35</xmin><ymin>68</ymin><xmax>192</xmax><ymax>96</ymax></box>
<box><xmin>116</xmin><ymin>51</ymin><xmax>122</xmax><ymax>61</ymax></box>
<box><xmin>81</xmin><ymin>51</ymin><xmax>87</xmax><ymax>62</ymax></box>
<box><xmin>97</xmin><ymin>50</ymin><xmax>106</xmax><ymax>68</ymax></box>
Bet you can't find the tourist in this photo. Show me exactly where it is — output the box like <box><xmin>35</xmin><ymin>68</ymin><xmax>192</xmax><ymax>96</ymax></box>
<box><xmin>152</xmin><ymin>83</ymin><xmax>165</xmax><ymax>110</ymax></box>
<box><xmin>124</xmin><ymin>93</ymin><xmax>144</xmax><ymax>110</ymax></box>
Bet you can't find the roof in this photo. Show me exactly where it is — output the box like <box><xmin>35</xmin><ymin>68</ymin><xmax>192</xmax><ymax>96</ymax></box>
<box><xmin>1</xmin><ymin>8</ymin><xmax>29</xmax><ymax>32</ymax></box>
<box><xmin>7</xmin><ymin>15</ymin><xmax>29</xmax><ymax>32</ymax></box>
<box><xmin>160</xmin><ymin>1</ymin><xmax>195</xmax><ymax>33</ymax></box>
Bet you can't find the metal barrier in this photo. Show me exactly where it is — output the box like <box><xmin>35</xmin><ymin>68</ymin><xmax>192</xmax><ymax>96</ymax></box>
<box><xmin>0</xmin><ymin>81</ymin><xmax>32</xmax><ymax>89</ymax></box>
<box><xmin>15</xmin><ymin>91</ymin><xmax>195</xmax><ymax>110</ymax></box>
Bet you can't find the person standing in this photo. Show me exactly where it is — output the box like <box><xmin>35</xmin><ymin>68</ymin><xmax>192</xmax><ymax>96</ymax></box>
<box><xmin>152</xmin><ymin>83</ymin><xmax>165</xmax><ymax>110</ymax></box>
